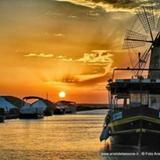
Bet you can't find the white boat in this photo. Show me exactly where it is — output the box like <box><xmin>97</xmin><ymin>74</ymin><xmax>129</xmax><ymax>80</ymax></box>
<box><xmin>32</xmin><ymin>99</ymin><xmax>56</xmax><ymax>116</ymax></box>
<box><xmin>19</xmin><ymin>102</ymin><xmax>44</xmax><ymax>119</ymax></box>
<box><xmin>56</xmin><ymin>101</ymin><xmax>77</xmax><ymax>114</ymax></box>
<box><xmin>0</xmin><ymin>97</ymin><xmax>19</xmax><ymax>119</ymax></box>
<box><xmin>19</xmin><ymin>96</ymin><xmax>58</xmax><ymax>118</ymax></box>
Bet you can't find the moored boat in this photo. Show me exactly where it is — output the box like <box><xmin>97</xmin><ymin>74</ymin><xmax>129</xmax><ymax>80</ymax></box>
<box><xmin>19</xmin><ymin>102</ymin><xmax>44</xmax><ymax>119</ymax></box>
<box><xmin>56</xmin><ymin>101</ymin><xmax>77</xmax><ymax>114</ymax></box>
<box><xmin>0</xmin><ymin>96</ymin><xmax>20</xmax><ymax>119</ymax></box>
<box><xmin>101</xmin><ymin>71</ymin><xmax>160</xmax><ymax>151</ymax></box>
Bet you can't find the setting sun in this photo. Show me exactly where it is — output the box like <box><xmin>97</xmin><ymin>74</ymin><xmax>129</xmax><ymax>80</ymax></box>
<box><xmin>58</xmin><ymin>91</ymin><xmax>66</xmax><ymax>98</ymax></box>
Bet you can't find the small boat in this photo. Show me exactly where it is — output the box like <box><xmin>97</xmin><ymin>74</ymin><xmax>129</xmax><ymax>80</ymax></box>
<box><xmin>54</xmin><ymin>106</ymin><xmax>65</xmax><ymax>115</ymax></box>
<box><xmin>56</xmin><ymin>101</ymin><xmax>77</xmax><ymax>114</ymax></box>
<box><xmin>0</xmin><ymin>96</ymin><xmax>19</xmax><ymax>119</ymax></box>
<box><xmin>19</xmin><ymin>103</ymin><xmax>44</xmax><ymax>119</ymax></box>
<box><xmin>25</xmin><ymin>96</ymin><xmax>55</xmax><ymax>116</ymax></box>
<box><xmin>21</xmin><ymin>96</ymin><xmax>64</xmax><ymax>116</ymax></box>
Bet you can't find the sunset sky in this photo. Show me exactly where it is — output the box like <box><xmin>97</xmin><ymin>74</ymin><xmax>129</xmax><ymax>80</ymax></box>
<box><xmin>0</xmin><ymin>0</ymin><xmax>158</xmax><ymax>103</ymax></box>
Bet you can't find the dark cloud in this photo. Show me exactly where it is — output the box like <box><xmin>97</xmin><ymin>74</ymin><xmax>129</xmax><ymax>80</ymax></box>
<box><xmin>92</xmin><ymin>0</ymin><xmax>139</xmax><ymax>8</ymax></box>
<box><xmin>90</xmin><ymin>0</ymin><xmax>159</xmax><ymax>9</ymax></box>
<box><xmin>54</xmin><ymin>71</ymin><xmax>111</xmax><ymax>86</ymax></box>
<box><xmin>63</xmin><ymin>0</ymin><xmax>160</xmax><ymax>10</ymax></box>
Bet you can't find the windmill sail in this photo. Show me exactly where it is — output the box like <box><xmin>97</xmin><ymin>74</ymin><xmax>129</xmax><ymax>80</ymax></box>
<box><xmin>123</xmin><ymin>4</ymin><xmax>160</xmax><ymax>79</ymax></box>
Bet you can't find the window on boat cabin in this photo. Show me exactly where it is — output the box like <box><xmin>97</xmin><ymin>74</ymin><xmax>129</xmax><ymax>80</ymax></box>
<box><xmin>149</xmin><ymin>94</ymin><xmax>160</xmax><ymax>110</ymax></box>
<box><xmin>113</xmin><ymin>94</ymin><xmax>130</xmax><ymax>108</ymax></box>
<box><xmin>130</xmin><ymin>92</ymin><xmax>148</xmax><ymax>107</ymax></box>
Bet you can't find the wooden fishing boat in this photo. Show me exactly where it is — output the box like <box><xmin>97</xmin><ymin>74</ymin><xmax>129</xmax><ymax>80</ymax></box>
<box><xmin>100</xmin><ymin>68</ymin><xmax>160</xmax><ymax>151</ymax></box>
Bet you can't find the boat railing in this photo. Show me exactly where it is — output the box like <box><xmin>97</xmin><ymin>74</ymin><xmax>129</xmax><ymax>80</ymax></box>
<box><xmin>111</xmin><ymin>68</ymin><xmax>160</xmax><ymax>82</ymax></box>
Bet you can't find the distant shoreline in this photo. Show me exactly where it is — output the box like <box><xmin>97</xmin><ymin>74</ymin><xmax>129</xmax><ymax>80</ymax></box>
<box><xmin>76</xmin><ymin>104</ymin><xmax>109</xmax><ymax>111</ymax></box>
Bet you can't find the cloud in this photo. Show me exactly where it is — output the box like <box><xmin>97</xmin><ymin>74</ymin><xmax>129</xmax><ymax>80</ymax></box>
<box><xmin>54</xmin><ymin>33</ymin><xmax>64</xmax><ymax>37</ymax></box>
<box><xmin>74</xmin><ymin>62</ymin><xmax>113</xmax><ymax>86</ymax></box>
<box><xmin>24</xmin><ymin>53</ymin><xmax>54</xmax><ymax>58</ymax></box>
<box><xmin>68</xmin><ymin>15</ymin><xmax>78</xmax><ymax>18</ymax></box>
<box><xmin>52</xmin><ymin>50</ymin><xmax>113</xmax><ymax>64</ymax></box>
<box><xmin>77</xmin><ymin>50</ymin><xmax>113</xmax><ymax>64</ymax></box>
<box><xmin>87</xmin><ymin>11</ymin><xmax>100</xmax><ymax>17</ymax></box>
<box><xmin>24</xmin><ymin>50</ymin><xmax>114</xmax><ymax>86</ymax></box>
<box><xmin>56</xmin><ymin>55</ymin><xmax>73</xmax><ymax>61</ymax></box>
<box><xmin>56</xmin><ymin>0</ymin><xmax>159</xmax><ymax>13</ymax></box>
<box><xmin>56</xmin><ymin>0</ymin><xmax>134</xmax><ymax>13</ymax></box>
<box><xmin>45</xmin><ymin>65</ymin><xmax>112</xmax><ymax>87</ymax></box>
<box><xmin>98</xmin><ymin>0</ymin><xmax>141</xmax><ymax>8</ymax></box>
<box><xmin>42</xmin><ymin>50</ymin><xmax>114</xmax><ymax>86</ymax></box>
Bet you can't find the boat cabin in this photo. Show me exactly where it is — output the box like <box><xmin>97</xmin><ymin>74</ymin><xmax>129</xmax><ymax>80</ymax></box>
<box><xmin>108</xmin><ymin>78</ymin><xmax>160</xmax><ymax>111</ymax></box>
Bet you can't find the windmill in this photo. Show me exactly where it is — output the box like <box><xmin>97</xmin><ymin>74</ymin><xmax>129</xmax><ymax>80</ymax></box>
<box><xmin>123</xmin><ymin>3</ymin><xmax>160</xmax><ymax>79</ymax></box>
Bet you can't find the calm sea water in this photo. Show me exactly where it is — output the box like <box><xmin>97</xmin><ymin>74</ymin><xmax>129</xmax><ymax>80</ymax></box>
<box><xmin>0</xmin><ymin>110</ymin><xmax>107</xmax><ymax>160</ymax></box>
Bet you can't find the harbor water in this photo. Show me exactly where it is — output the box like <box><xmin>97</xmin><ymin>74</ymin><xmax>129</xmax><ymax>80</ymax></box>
<box><xmin>1</xmin><ymin>109</ymin><xmax>159</xmax><ymax>160</ymax></box>
<box><xmin>0</xmin><ymin>110</ymin><xmax>107</xmax><ymax>160</ymax></box>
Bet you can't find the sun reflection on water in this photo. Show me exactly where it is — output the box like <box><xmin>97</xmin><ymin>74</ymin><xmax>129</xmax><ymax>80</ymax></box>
<box><xmin>0</xmin><ymin>112</ymin><xmax>106</xmax><ymax>160</ymax></box>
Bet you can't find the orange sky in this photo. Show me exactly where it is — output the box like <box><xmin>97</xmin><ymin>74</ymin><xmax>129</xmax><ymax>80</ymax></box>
<box><xmin>0</xmin><ymin>0</ymin><xmax>154</xmax><ymax>103</ymax></box>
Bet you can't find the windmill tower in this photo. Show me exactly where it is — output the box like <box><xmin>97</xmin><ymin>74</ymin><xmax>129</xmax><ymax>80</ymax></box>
<box><xmin>123</xmin><ymin>4</ymin><xmax>160</xmax><ymax>79</ymax></box>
